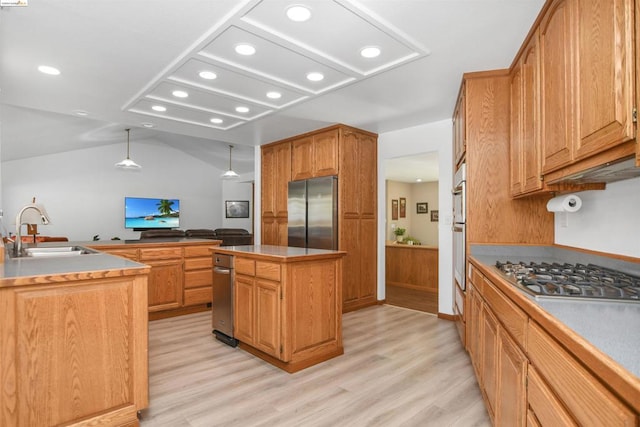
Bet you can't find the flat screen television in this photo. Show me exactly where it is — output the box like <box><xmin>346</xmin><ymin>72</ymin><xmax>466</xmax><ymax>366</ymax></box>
<box><xmin>125</xmin><ymin>197</ymin><xmax>180</xmax><ymax>230</ymax></box>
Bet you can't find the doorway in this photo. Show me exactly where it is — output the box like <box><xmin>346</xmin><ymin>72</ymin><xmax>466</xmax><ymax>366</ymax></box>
<box><xmin>384</xmin><ymin>152</ymin><xmax>439</xmax><ymax>313</ymax></box>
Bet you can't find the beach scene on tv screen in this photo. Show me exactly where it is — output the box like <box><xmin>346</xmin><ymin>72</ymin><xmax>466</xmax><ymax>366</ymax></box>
<box><xmin>125</xmin><ymin>198</ymin><xmax>180</xmax><ymax>229</ymax></box>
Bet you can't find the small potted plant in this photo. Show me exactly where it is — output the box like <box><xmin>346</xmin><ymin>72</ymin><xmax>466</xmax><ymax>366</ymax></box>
<box><xmin>393</xmin><ymin>227</ymin><xmax>406</xmax><ymax>242</ymax></box>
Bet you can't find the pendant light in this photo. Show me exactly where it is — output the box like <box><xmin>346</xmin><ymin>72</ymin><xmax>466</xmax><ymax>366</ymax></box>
<box><xmin>221</xmin><ymin>144</ymin><xmax>239</xmax><ymax>179</ymax></box>
<box><xmin>115</xmin><ymin>128</ymin><xmax>142</xmax><ymax>170</ymax></box>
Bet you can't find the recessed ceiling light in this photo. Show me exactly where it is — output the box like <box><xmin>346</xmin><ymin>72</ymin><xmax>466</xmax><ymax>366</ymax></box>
<box><xmin>286</xmin><ymin>5</ymin><xmax>311</xmax><ymax>22</ymax></box>
<box><xmin>416</xmin><ymin>178</ymin><xmax>423</xmax><ymax>182</ymax></box>
<box><xmin>38</xmin><ymin>65</ymin><xmax>60</xmax><ymax>75</ymax></box>
<box><xmin>141</xmin><ymin>122</ymin><xmax>155</xmax><ymax>128</ymax></box>
<box><xmin>210</xmin><ymin>118</ymin><xmax>223</xmax><ymax>124</ymax></box>
<box><xmin>152</xmin><ymin>105</ymin><xmax>167</xmax><ymax>112</ymax></box>
<box><xmin>199</xmin><ymin>71</ymin><xmax>217</xmax><ymax>80</ymax></box>
<box><xmin>306</xmin><ymin>72</ymin><xmax>324</xmax><ymax>82</ymax></box>
<box><xmin>360</xmin><ymin>46</ymin><xmax>381</xmax><ymax>58</ymax></box>
<box><xmin>266</xmin><ymin>91</ymin><xmax>282</xmax><ymax>99</ymax></box>
<box><xmin>235</xmin><ymin>106</ymin><xmax>250</xmax><ymax>113</ymax></box>
<box><xmin>172</xmin><ymin>90</ymin><xmax>188</xmax><ymax>98</ymax></box>
<box><xmin>235</xmin><ymin>44</ymin><xmax>256</xmax><ymax>56</ymax></box>
<box><xmin>73</xmin><ymin>110</ymin><xmax>89</xmax><ymax>116</ymax></box>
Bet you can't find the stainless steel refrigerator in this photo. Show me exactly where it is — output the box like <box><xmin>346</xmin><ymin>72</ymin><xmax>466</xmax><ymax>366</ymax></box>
<box><xmin>288</xmin><ymin>176</ymin><xmax>338</xmax><ymax>250</ymax></box>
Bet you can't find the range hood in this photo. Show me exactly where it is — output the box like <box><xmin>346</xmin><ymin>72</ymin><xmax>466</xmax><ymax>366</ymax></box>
<box><xmin>549</xmin><ymin>156</ymin><xmax>640</xmax><ymax>185</ymax></box>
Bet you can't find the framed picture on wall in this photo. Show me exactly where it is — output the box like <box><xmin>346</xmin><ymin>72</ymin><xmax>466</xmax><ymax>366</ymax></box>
<box><xmin>391</xmin><ymin>199</ymin><xmax>398</xmax><ymax>220</ymax></box>
<box><xmin>225</xmin><ymin>200</ymin><xmax>250</xmax><ymax>218</ymax></box>
<box><xmin>431</xmin><ymin>210</ymin><xmax>439</xmax><ymax>222</ymax></box>
<box><xmin>399</xmin><ymin>197</ymin><xmax>406</xmax><ymax>218</ymax></box>
<box><xmin>416</xmin><ymin>202</ymin><xmax>428</xmax><ymax>214</ymax></box>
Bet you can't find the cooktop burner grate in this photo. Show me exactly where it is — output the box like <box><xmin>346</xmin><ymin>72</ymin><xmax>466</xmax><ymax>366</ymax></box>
<box><xmin>494</xmin><ymin>261</ymin><xmax>640</xmax><ymax>301</ymax></box>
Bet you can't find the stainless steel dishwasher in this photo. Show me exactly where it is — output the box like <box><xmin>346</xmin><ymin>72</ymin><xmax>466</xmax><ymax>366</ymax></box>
<box><xmin>212</xmin><ymin>253</ymin><xmax>238</xmax><ymax>347</ymax></box>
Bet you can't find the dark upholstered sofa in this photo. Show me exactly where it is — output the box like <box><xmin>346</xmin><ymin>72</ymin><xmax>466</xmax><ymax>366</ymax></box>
<box><xmin>185</xmin><ymin>228</ymin><xmax>253</xmax><ymax>246</ymax></box>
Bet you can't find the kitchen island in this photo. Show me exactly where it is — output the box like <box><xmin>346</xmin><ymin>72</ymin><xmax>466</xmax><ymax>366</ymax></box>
<box><xmin>1</xmin><ymin>242</ymin><xmax>150</xmax><ymax>427</ymax></box>
<box><xmin>467</xmin><ymin>244</ymin><xmax>640</xmax><ymax>425</ymax></box>
<box><xmin>212</xmin><ymin>245</ymin><xmax>346</xmax><ymax>373</ymax></box>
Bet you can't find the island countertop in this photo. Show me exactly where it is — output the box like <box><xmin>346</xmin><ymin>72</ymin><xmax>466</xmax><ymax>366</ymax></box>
<box><xmin>211</xmin><ymin>244</ymin><xmax>346</xmax><ymax>262</ymax></box>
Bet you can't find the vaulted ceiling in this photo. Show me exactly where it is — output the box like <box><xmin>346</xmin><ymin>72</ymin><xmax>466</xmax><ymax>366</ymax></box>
<box><xmin>0</xmin><ymin>0</ymin><xmax>544</xmax><ymax>173</ymax></box>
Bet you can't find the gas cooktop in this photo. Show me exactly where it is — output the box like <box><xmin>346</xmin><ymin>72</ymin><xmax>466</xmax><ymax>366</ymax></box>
<box><xmin>495</xmin><ymin>261</ymin><xmax>640</xmax><ymax>301</ymax></box>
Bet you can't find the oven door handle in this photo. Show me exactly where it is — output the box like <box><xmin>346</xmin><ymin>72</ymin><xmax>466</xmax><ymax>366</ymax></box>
<box><xmin>452</xmin><ymin>185</ymin><xmax>463</xmax><ymax>196</ymax></box>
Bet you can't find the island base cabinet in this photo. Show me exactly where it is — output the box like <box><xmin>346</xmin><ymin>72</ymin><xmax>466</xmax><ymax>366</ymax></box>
<box><xmin>231</xmin><ymin>253</ymin><xmax>344</xmax><ymax>373</ymax></box>
<box><xmin>0</xmin><ymin>275</ymin><xmax>148</xmax><ymax>427</ymax></box>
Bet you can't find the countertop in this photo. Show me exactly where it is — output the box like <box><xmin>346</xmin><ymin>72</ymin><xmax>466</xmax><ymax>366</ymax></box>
<box><xmin>1</xmin><ymin>238</ymin><xmax>221</xmax><ymax>287</ymax></box>
<box><xmin>87</xmin><ymin>237</ymin><xmax>222</xmax><ymax>248</ymax></box>
<box><xmin>212</xmin><ymin>244</ymin><xmax>346</xmax><ymax>262</ymax></box>
<box><xmin>385</xmin><ymin>241</ymin><xmax>438</xmax><ymax>250</ymax></box>
<box><xmin>1</xmin><ymin>242</ymin><xmax>148</xmax><ymax>288</ymax></box>
<box><xmin>470</xmin><ymin>244</ymin><xmax>640</xmax><ymax>379</ymax></box>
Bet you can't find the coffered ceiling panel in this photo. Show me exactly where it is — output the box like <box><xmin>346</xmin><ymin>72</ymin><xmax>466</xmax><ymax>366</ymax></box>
<box><xmin>129</xmin><ymin>99</ymin><xmax>249</xmax><ymax>131</ymax></box>
<box><xmin>198</xmin><ymin>25</ymin><xmax>355</xmax><ymax>93</ymax></box>
<box><xmin>241</xmin><ymin>0</ymin><xmax>424</xmax><ymax>75</ymax></box>
<box><xmin>168</xmin><ymin>59</ymin><xmax>308</xmax><ymax>109</ymax></box>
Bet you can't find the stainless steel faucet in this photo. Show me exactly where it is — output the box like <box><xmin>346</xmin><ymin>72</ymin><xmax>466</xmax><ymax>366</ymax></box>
<box><xmin>14</xmin><ymin>204</ymin><xmax>50</xmax><ymax>255</ymax></box>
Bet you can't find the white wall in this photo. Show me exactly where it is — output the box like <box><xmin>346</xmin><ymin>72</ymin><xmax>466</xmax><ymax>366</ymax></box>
<box><xmin>2</xmin><ymin>141</ymin><xmax>225</xmax><ymax>241</ymax></box>
<box><xmin>554</xmin><ymin>176</ymin><xmax>640</xmax><ymax>257</ymax></box>
<box><xmin>386</xmin><ymin>180</ymin><xmax>438</xmax><ymax>246</ymax></box>
<box><xmin>378</xmin><ymin>119</ymin><xmax>453</xmax><ymax>315</ymax></box>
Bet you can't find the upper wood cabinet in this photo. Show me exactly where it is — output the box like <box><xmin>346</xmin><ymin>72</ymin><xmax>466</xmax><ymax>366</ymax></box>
<box><xmin>511</xmin><ymin>30</ymin><xmax>542</xmax><ymax>196</ymax></box>
<box><xmin>291</xmin><ymin>129</ymin><xmax>339</xmax><ymax>180</ymax></box>
<box><xmin>453</xmin><ymin>83</ymin><xmax>467</xmax><ymax>169</ymax></box>
<box><xmin>516</xmin><ymin>0</ymin><xmax>636</xmax><ymax>184</ymax></box>
<box><xmin>574</xmin><ymin>0</ymin><xmax>635</xmax><ymax>161</ymax></box>
<box><xmin>540</xmin><ymin>0</ymin><xmax>575</xmax><ymax>174</ymax></box>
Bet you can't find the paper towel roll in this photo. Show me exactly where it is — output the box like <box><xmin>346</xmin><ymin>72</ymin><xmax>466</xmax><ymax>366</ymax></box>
<box><xmin>546</xmin><ymin>194</ymin><xmax>582</xmax><ymax>213</ymax></box>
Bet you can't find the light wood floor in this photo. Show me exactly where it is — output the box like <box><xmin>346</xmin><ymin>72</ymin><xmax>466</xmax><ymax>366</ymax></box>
<box><xmin>141</xmin><ymin>305</ymin><xmax>490</xmax><ymax>427</ymax></box>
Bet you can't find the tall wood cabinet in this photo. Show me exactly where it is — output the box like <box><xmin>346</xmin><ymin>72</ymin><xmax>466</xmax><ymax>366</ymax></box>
<box><xmin>261</xmin><ymin>124</ymin><xmax>378</xmax><ymax>313</ymax></box>
<box><xmin>462</xmin><ymin>72</ymin><xmax>554</xmax><ymax>247</ymax></box>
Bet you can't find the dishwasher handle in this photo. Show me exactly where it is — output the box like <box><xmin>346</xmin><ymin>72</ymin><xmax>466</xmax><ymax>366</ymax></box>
<box><xmin>213</xmin><ymin>266</ymin><xmax>231</xmax><ymax>275</ymax></box>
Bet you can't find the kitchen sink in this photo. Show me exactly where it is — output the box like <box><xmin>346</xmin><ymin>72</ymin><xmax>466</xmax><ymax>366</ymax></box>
<box><xmin>10</xmin><ymin>245</ymin><xmax>100</xmax><ymax>259</ymax></box>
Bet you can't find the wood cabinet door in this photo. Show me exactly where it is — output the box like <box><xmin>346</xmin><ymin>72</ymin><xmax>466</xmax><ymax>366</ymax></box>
<box><xmin>509</xmin><ymin>62</ymin><xmax>524</xmax><ymax>196</ymax></box>
<box><xmin>481</xmin><ymin>303</ymin><xmax>498</xmax><ymax>421</ymax></box>
<box><xmin>146</xmin><ymin>258</ymin><xmax>183</xmax><ymax>312</ymax></box>
<box><xmin>527</xmin><ymin>366</ymin><xmax>578</xmax><ymax>427</ymax></box>
<box><xmin>234</xmin><ymin>275</ymin><xmax>255</xmax><ymax>345</ymax></box>
<box><xmin>274</xmin><ymin>142</ymin><xmax>291</xmax><ymax>217</ymax></box>
<box><xmin>358</xmin><ymin>134</ymin><xmax>377</xmax><ymax>217</ymax></box>
<box><xmin>467</xmin><ymin>283</ymin><xmax>483</xmax><ymax>377</ymax></box>
<box><xmin>261</xmin><ymin>145</ymin><xmax>276</xmax><ymax>216</ymax></box>
<box><xmin>255</xmin><ymin>279</ymin><xmax>281</xmax><ymax>358</ymax></box>
<box><xmin>453</xmin><ymin>84</ymin><xmax>467</xmax><ymax>167</ymax></box>
<box><xmin>496</xmin><ymin>329</ymin><xmax>527</xmax><ymax>427</ymax></box>
<box><xmin>313</xmin><ymin>129</ymin><xmax>339</xmax><ymax>177</ymax></box>
<box><xmin>521</xmin><ymin>32</ymin><xmax>542</xmax><ymax>193</ymax></box>
<box><xmin>574</xmin><ymin>0</ymin><xmax>634</xmax><ymax>160</ymax></box>
<box><xmin>540</xmin><ymin>0</ymin><xmax>574</xmax><ymax>173</ymax></box>
<box><xmin>3</xmin><ymin>277</ymin><xmax>146</xmax><ymax>426</ymax></box>
<box><xmin>291</xmin><ymin>136</ymin><xmax>314</xmax><ymax>181</ymax></box>
<box><xmin>339</xmin><ymin>131</ymin><xmax>360</xmax><ymax>217</ymax></box>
